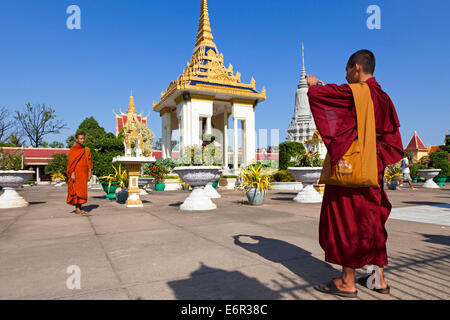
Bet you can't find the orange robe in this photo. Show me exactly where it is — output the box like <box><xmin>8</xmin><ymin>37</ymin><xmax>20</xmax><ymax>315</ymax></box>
<box><xmin>66</xmin><ymin>144</ymin><xmax>93</xmax><ymax>205</ymax></box>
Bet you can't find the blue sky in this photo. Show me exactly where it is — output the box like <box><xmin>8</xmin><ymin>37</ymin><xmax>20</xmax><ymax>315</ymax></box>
<box><xmin>0</xmin><ymin>0</ymin><xmax>449</xmax><ymax>147</ymax></box>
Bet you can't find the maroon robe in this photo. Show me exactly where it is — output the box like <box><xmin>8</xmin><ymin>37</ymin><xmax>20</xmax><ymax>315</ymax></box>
<box><xmin>308</xmin><ymin>77</ymin><xmax>403</xmax><ymax>268</ymax></box>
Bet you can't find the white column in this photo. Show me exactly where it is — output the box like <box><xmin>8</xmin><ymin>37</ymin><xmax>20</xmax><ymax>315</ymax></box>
<box><xmin>233</xmin><ymin>117</ymin><xmax>238</xmax><ymax>172</ymax></box>
<box><xmin>162</xmin><ymin>122</ymin><xmax>167</xmax><ymax>159</ymax></box>
<box><xmin>167</xmin><ymin>126</ymin><xmax>172</xmax><ymax>157</ymax></box>
<box><xmin>206</xmin><ymin>116</ymin><xmax>212</xmax><ymax>135</ymax></box>
<box><xmin>36</xmin><ymin>166</ymin><xmax>40</xmax><ymax>184</ymax></box>
<box><xmin>223</xmin><ymin>108</ymin><xmax>228</xmax><ymax>169</ymax></box>
<box><xmin>241</xmin><ymin>120</ymin><xmax>246</xmax><ymax>167</ymax></box>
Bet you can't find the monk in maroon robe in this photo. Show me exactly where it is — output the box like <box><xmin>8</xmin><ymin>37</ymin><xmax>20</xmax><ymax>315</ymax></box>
<box><xmin>306</xmin><ymin>50</ymin><xmax>403</xmax><ymax>297</ymax></box>
<box><xmin>66</xmin><ymin>133</ymin><xmax>93</xmax><ymax>215</ymax></box>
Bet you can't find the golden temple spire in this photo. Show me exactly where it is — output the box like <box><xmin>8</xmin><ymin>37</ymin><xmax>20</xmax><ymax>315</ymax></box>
<box><xmin>127</xmin><ymin>90</ymin><xmax>136</xmax><ymax>115</ymax></box>
<box><xmin>194</xmin><ymin>0</ymin><xmax>216</xmax><ymax>51</ymax></box>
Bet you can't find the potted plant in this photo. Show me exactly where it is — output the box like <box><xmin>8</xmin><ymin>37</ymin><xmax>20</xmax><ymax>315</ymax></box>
<box><xmin>416</xmin><ymin>155</ymin><xmax>442</xmax><ymax>188</ymax></box>
<box><xmin>99</xmin><ymin>164</ymin><xmax>128</xmax><ymax>201</ymax></box>
<box><xmin>145</xmin><ymin>159</ymin><xmax>170</xmax><ymax>191</ymax></box>
<box><xmin>384</xmin><ymin>164</ymin><xmax>402</xmax><ymax>190</ymax></box>
<box><xmin>288</xmin><ymin>151</ymin><xmax>324</xmax><ymax>203</ymax></box>
<box><xmin>173</xmin><ymin>144</ymin><xmax>222</xmax><ymax>211</ymax></box>
<box><xmin>0</xmin><ymin>149</ymin><xmax>35</xmax><ymax>208</ymax></box>
<box><xmin>269</xmin><ymin>169</ymin><xmax>303</xmax><ymax>191</ymax></box>
<box><xmin>237</xmin><ymin>163</ymin><xmax>273</xmax><ymax>206</ymax></box>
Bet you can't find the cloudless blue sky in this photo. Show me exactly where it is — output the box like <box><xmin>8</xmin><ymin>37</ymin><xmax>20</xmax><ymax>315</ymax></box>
<box><xmin>0</xmin><ymin>0</ymin><xmax>449</xmax><ymax>147</ymax></box>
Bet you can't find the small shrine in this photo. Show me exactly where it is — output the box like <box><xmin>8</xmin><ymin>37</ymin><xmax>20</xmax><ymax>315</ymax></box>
<box><xmin>114</xmin><ymin>92</ymin><xmax>149</xmax><ymax>136</ymax></box>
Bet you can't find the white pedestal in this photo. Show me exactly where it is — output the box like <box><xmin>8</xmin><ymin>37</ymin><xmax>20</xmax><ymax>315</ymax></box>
<box><xmin>204</xmin><ymin>183</ymin><xmax>221</xmax><ymax>198</ymax></box>
<box><xmin>293</xmin><ymin>185</ymin><xmax>323</xmax><ymax>203</ymax></box>
<box><xmin>423</xmin><ymin>179</ymin><xmax>440</xmax><ymax>189</ymax></box>
<box><xmin>0</xmin><ymin>188</ymin><xmax>29</xmax><ymax>208</ymax></box>
<box><xmin>180</xmin><ymin>187</ymin><xmax>216</xmax><ymax>211</ymax></box>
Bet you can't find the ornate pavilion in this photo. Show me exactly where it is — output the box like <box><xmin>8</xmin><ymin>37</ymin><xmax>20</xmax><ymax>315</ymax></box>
<box><xmin>153</xmin><ymin>0</ymin><xmax>266</xmax><ymax>170</ymax></box>
<box><xmin>114</xmin><ymin>92</ymin><xmax>149</xmax><ymax>136</ymax></box>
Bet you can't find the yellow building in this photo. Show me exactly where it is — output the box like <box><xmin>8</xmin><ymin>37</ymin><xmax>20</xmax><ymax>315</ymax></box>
<box><xmin>405</xmin><ymin>131</ymin><xmax>428</xmax><ymax>161</ymax></box>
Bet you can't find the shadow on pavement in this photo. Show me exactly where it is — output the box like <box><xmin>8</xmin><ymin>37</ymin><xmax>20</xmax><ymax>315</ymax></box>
<box><xmin>402</xmin><ymin>201</ymin><xmax>450</xmax><ymax>208</ymax></box>
<box><xmin>167</xmin><ymin>262</ymin><xmax>282</xmax><ymax>299</ymax></box>
<box><xmin>28</xmin><ymin>201</ymin><xmax>46</xmax><ymax>205</ymax></box>
<box><xmin>419</xmin><ymin>233</ymin><xmax>450</xmax><ymax>246</ymax></box>
<box><xmin>83</xmin><ymin>204</ymin><xmax>99</xmax><ymax>212</ymax></box>
<box><xmin>233</xmin><ymin>235</ymin><xmax>338</xmax><ymax>286</ymax></box>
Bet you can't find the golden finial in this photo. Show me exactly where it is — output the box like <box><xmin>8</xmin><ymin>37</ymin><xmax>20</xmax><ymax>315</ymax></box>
<box><xmin>251</xmin><ymin>77</ymin><xmax>256</xmax><ymax>88</ymax></box>
<box><xmin>262</xmin><ymin>86</ymin><xmax>266</xmax><ymax>97</ymax></box>
<box><xmin>194</xmin><ymin>0</ymin><xmax>216</xmax><ymax>51</ymax></box>
<box><xmin>127</xmin><ymin>90</ymin><xmax>136</xmax><ymax>114</ymax></box>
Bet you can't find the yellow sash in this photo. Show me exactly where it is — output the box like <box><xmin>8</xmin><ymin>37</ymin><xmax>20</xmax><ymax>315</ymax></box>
<box><xmin>319</xmin><ymin>82</ymin><xmax>379</xmax><ymax>188</ymax></box>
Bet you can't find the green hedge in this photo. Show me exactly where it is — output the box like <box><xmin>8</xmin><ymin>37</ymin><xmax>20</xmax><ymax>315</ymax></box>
<box><xmin>270</xmin><ymin>170</ymin><xmax>296</xmax><ymax>182</ymax></box>
<box><xmin>278</xmin><ymin>141</ymin><xmax>305</xmax><ymax>170</ymax></box>
<box><xmin>429</xmin><ymin>149</ymin><xmax>449</xmax><ymax>177</ymax></box>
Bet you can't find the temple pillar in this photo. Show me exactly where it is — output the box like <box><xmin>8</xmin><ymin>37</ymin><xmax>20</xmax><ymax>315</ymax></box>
<box><xmin>223</xmin><ymin>107</ymin><xmax>228</xmax><ymax>169</ymax></box>
<box><xmin>233</xmin><ymin>117</ymin><xmax>238</xmax><ymax>172</ymax></box>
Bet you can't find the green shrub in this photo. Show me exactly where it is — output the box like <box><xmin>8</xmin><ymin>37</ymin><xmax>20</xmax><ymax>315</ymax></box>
<box><xmin>410</xmin><ymin>162</ymin><xmax>420</xmax><ymax>177</ymax></box>
<box><xmin>429</xmin><ymin>149</ymin><xmax>450</xmax><ymax>177</ymax></box>
<box><xmin>278</xmin><ymin>141</ymin><xmax>305</xmax><ymax>170</ymax></box>
<box><xmin>0</xmin><ymin>149</ymin><xmax>24</xmax><ymax>170</ymax></box>
<box><xmin>44</xmin><ymin>153</ymin><xmax>68</xmax><ymax>175</ymax></box>
<box><xmin>271</xmin><ymin>170</ymin><xmax>296</xmax><ymax>182</ymax></box>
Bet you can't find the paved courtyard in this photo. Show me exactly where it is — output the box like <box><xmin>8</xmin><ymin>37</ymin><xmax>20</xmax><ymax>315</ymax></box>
<box><xmin>0</xmin><ymin>184</ymin><xmax>448</xmax><ymax>300</ymax></box>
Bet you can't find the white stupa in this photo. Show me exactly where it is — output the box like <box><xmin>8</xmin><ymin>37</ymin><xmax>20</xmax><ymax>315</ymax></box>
<box><xmin>287</xmin><ymin>44</ymin><xmax>316</xmax><ymax>144</ymax></box>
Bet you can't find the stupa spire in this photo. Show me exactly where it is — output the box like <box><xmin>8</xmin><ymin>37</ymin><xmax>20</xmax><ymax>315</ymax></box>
<box><xmin>127</xmin><ymin>90</ymin><xmax>136</xmax><ymax>115</ymax></box>
<box><xmin>194</xmin><ymin>0</ymin><xmax>216</xmax><ymax>51</ymax></box>
<box><xmin>298</xmin><ymin>43</ymin><xmax>308</xmax><ymax>89</ymax></box>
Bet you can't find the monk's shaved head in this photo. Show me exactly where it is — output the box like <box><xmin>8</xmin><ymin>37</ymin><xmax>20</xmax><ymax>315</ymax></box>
<box><xmin>347</xmin><ymin>50</ymin><xmax>375</xmax><ymax>75</ymax></box>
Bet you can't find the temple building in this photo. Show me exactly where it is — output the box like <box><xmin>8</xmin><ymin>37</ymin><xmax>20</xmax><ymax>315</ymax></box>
<box><xmin>286</xmin><ymin>44</ymin><xmax>316</xmax><ymax>144</ymax></box>
<box><xmin>153</xmin><ymin>0</ymin><xmax>266</xmax><ymax>170</ymax></box>
<box><xmin>114</xmin><ymin>92</ymin><xmax>149</xmax><ymax>135</ymax></box>
<box><xmin>304</xmin><ymin>130</ymin><xmax>327</xmax><ymax>159</ymax></box>
<box><xmin>405</xmin><ymin>131</ymin><xmax>429</xmax><ymax>161</ymax></box>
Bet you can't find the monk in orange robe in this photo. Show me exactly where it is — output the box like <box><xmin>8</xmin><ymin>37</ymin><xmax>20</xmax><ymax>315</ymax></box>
<box><xmin>66</xmin><ymin>133</ymin><xmax>93</xmax><ymax>214</ymax></box>
<box><xmin>306</xmin><ymin>50</ymin><xmax>403</xmax><ymax>297</ymax></box>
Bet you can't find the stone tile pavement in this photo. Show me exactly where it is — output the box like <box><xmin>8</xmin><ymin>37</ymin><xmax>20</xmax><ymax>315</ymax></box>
<box><xmin>0</xmin><ymin>184</ymin><xmax>448</xmax><ymax>300</ymax></box>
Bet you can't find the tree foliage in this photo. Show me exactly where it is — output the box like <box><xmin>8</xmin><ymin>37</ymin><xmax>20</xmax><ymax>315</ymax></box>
<box><xmin>49</xmin><ymin>141</ymin><xmax>65</xmax><ymax>149</ymax></box>
<box><xmin>0</xmin><ymin>107</ymin><xmax>14</xmax><ymax>142</ymax></box>
<box><xmin>429</xmin><ymin>149</ymin><xmax>450</xmax><ymax>177</ymax></box>
<box><xmin>44</xmin><ymin>153</ymin><xmax>68</xmax><ymax>175</ymax></box>
<box><xmin>278</xmin><ymin>141</ymin><xmax>306</xmax><ymax>170</ymax></box>
<box><xmin>15</xmin><ymin>103</ymin><xmax>67</xmax><ymax>147</ymax></box>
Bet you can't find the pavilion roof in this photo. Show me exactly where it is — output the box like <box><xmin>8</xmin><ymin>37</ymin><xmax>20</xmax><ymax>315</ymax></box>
<box><xmin>405</xmin><ymin>131</ymin><xmax>428</xmax><ymax>151</ymax></box>
<box><xmin>153</xmin><ymin>0</ymin><xmax>265</xmax><ymax>112</ymax></box>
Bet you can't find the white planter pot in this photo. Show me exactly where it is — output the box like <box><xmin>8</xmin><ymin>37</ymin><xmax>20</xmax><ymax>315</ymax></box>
<box><xmin>218</xmin><ymin>178</ymin><xmax>238</xmax><ymax>190</ymax></box>
<box><xmin>0</xmin><ymin>170</ymin><xmax>35</xmax><ymax>209</ymax></box>
<box><xmin>418</xmin><ymin>169</ymin><xmax>442</xmax><ymax>188</ymax></box>
<box><xmin>271</xmin><ymin>182</ymin><xmax>303</xmax><ymax>191</ymax></box>
<box><xmin>204</xmin><ymin>170</ymin><xmax>222</xmax><ymax>199</ymax></box>
<box><xmin>173</xmin><ymin>166</ymin><xmax>221</xmax><ymax>211</ymax></box>
<box><xmin>164</xmin><ymin>179</ymin><xmax>182</xmax><ymax>191</ymax></box>
<box><xmin>288</xmin><ymin>167</ymin><xmax>323</xmax><ymax>203</ymax></box>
